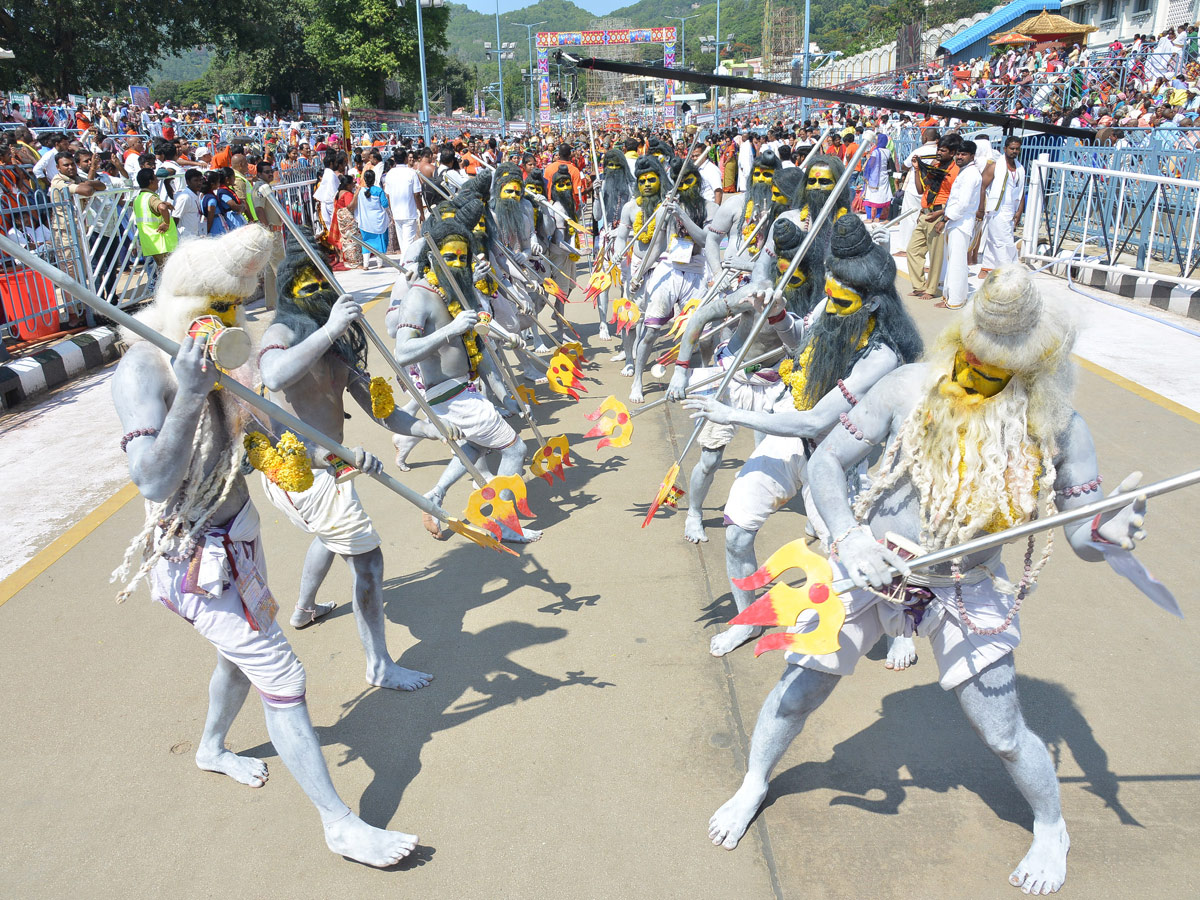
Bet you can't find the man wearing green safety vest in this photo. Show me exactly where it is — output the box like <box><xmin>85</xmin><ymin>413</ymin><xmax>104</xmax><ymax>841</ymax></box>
<box><xmin>134</xmin><ymin>168</ymin><xmax>178</xmax><ymax>269</ymax></box>
<box><xmin>231</xmin><ymin>152</ymin><xmax>258</xmax><ymax>223</ymax></box>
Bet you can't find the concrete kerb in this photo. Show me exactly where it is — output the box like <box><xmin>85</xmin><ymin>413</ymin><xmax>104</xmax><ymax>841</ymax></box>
<box><xmin>0</xmin><ymin>325</ymin><xmax>121</xmax><ymax>412</ymax></box>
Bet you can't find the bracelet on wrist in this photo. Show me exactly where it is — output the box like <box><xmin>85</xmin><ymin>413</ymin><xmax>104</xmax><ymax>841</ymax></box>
<box><xmin>767</xmin><ymin>309</ymin><xmax>787</xmax><ymax>325</ymax></box>
<box><xmin>675</xmin><ymin>359</ymin><xmax>690</xmax><ymax>369</ymax></box>
<box><xmin>1090</xmin><ymin>512</ymin><xmax>1116</xmax><ymax>545</ymax></box>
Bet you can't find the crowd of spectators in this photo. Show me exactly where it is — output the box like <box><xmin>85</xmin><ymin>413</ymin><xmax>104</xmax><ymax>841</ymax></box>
<box><xmin>872</xmin><ymin>27</ymin><xmax>1200</xmax><ymax>131</ymax></box>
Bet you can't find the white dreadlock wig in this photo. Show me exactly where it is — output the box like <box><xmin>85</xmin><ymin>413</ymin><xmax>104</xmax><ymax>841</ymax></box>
<box><xmin>854</xmin><ymin>266</ymin><xmax>1076</xmax><ymax>576</ymax></box>
<box><xmin>111</xmin><ymin>226</ymin><xmax>274</xmax><ymax>601</ymax></box>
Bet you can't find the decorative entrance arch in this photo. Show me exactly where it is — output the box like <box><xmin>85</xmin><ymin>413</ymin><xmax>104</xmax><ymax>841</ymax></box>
<box><xmin>536</xmin><ymin>27</ymin><xmax>677</xmax><ymax>129</ymax></box>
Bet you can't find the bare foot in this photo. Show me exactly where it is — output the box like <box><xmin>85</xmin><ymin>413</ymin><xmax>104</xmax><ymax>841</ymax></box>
<box><xmin>392</xmin><ymin>433</ymin><xmax>420</xmax><ymax>471</ymax></box>
<box><xmin>499</xmin><ymin>523</ymin><xmax>543</xmax><ymax>544</ymax></box>
<box><xmin>196</xmin><ymin>749</ymin><xmax>268</xmax><ymax>787</ymax></box>
<box><xmin>629</xmin><ymin>383</ymin><xmax>645</xmax><ymax>404</ymax></box>
<box><xmin>597</xmin><ymin>325</ymin><xmax>613</xmax><ymax>342</ymax></box>
<box><xmin>369</xmin><ymin>661</ymin><xmax>433</xmax><ymax>692</ymax></box>
<box><xmin>710</xmin><ymin>625</ymin><xmax>764</xmax><ymax>658</ymax></box>
<box><xmin>422</xmin><ymin>512</ymin><xmax>449</xmax><ymax>541</ymax></box>
<box><xmin>324</xmin><ymin>812</ymin><xmax>418</xmax><ymax>868</ymax></box>
<box><xmin>708</xmin><ymin>780</ymin><xmax>768</xmax><ymax>849</ymax></box>
<box><xmin>609</xmin><ymin>350</ymin><xmax>626</xmax><ymax>362</ymax></box>
<box><xmin>620</xmin><ymin>363</ymin><xmax>634</xmax><ymax>377</ymax></box>
<box><xmin>885</xmin><ymin>635</ymin><xmax>918</xmax><ymax>670</ymax></box>
<box><xmin>291</xmin><ymin>601</ymin><xmax>337</xmax><ymax>629</ymax></box>
<box><xmin>684</xmin><ymin>512</ymin><xmax>708</xmax><ymax>544</ymax></box>
<box><xmin>1009</xmin><ymin>818</ymin><xmax>1069</xmax><ymax>894</ymax></box>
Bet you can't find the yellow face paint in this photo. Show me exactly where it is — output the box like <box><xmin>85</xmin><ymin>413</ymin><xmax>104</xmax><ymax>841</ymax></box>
<box><xmin>951</xmin><ymin>348</ymin><xmax>1013</xmax><ymax>398</ymax></box>
<box><xmin>777</xmin><ymin>258</ymin><xmax>808</xmax><ymax>290</ymax></box>
<box><xmin>751</xmin><ymin>165</ymin><xmax>773</xmax><ymax>185</ymax></box>
<box><xmin>806</xmin><ymin>164</ymin><xmax>836</xmax><ymax>190</ymax></box>
<box><xmin>824</xmin><ymin>275</ymin><xmax>864</xmax><ymax>316</ymax></box>
<box><xmin>678</xmin><ymin>173</ymin><xmax>698</xmax><ymax>192</ymax></box>
<box><xmin>771</xmin><ymin>182</ymin><xmax>791</xmax><ymax>206</ymax></box>
<box><xmin>287</xmin><ymin>267</ymin><xmax>325</xmax><ymax>301</ymax></box>
<box><xmin>440</xmin><ymin>208</ymin><xmax>456</xmax><ymax>219</ymax></box>
<box><xmin>440</xmin><ymin>239</ymin><xmax>470</xmax><ymax>269</ymax></box>
<box><xmin>473</xmin><ymin>215</ymin><xmax>487</xmax><ymax>235</ymax></box>
<box><xmin>207</xmin><ymin>295</ymin><xmax>243</xmax><ymax>327</ymax></box>
<box><xmin>607</xmin><ymin>161</ymin><xmax>625</xmax><ymax>171</ymax></box>
<box><xmin>499</xmin><ymin>179</ymin><xmax>523</xmax><ymax>200</ymax></box>
<box><xmin>637</xmin><ymin>172</ymin><xmax>660</xmax><ymax>196</ymax></box>
<box><xmin>554</xmin><ymin>175</ymin><xmax>572</xmax><ymax>193</ymax></box>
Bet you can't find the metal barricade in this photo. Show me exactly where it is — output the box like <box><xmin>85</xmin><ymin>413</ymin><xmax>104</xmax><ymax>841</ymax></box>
<box><xmin>0</xmin><ymin>185</ymin><xmax>92</xmax><ymax>343</ymax></box>
<box><xmin>1023</xmin><ymin>155</ymin><xmax>1200</xmax><ymax>285</ymax></box>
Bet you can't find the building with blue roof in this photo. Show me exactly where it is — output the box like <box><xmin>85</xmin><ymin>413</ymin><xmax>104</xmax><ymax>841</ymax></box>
<box><xmin>938</xmin><ymin>0</ymin><xmax>1064</xmax><ymax>63</ymax></box>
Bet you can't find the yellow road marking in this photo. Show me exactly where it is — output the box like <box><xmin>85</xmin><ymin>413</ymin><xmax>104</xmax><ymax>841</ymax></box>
<box><xmin>1072</xmin><ymin>355</ymin><xmax>1200</xmax><ymax>426</ymax></box>
<box><xmin>0</xmin><ymin>286</ymin><xmax>393</xmax><ymax>609</ymax></box>
<box><xmin>0</xmin><ymin>482</ymin><xmax>140</xmax><ymax>608</ymax></box>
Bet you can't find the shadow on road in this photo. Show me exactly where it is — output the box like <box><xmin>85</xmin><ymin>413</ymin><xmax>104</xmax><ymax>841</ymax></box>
<box><xmin>765</xmin><ymin>674</ymin><xmax>1142</xmax><ymax>829</ymax></box>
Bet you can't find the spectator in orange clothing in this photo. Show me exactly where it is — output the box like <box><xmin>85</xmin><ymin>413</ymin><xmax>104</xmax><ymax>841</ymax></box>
<box><xmin>542</xmin><ymin>142</ymin><xmax>582</xmax><ymax>208</ymax></box>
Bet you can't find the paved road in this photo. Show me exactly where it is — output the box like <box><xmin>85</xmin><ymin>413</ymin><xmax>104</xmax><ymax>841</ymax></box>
<box><xmin>1</xmin><ymin>263</ymin><xmax>1197</xmax><ymax>899</ymax></box>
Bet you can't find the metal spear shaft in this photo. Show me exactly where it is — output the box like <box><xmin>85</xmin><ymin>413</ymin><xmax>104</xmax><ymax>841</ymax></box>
<box><xmin>666</xmin><ymin>132</ymin><xmax>877</xmax><ymax>473</ymax></box>
<box><xmin>260</xmin><ymin>187</ymin><xmax>491</xmax><ymax>488</ymax></box>
<box><xmin>830</xmin><ymin>468</ymin><xmax>1200</xmax><ymax>598</ymax></box>
<box><xmin>0</xmin><ymin>231</ymin><xmax>478</xmax><ymax>533</ymax></box>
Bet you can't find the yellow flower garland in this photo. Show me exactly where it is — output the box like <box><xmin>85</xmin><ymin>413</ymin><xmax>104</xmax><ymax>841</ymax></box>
<box><xmin>369</xmin><ymin>376</ymin><xmax>395</xmax><ymax>419</ymax></box>
<box><xmin>244</xmin><ymin>431</ymin><xmax>314</xmax><ymax>493</ymax></box>
<box><xmin>779</xmin><ymin>318</ymin><xmax>876</xmax><ymax>411</ymax></box>
<box><xmin>427</xmin><ymin>269</ymin><xmax>484</xmax><ymax>379</ymax></box>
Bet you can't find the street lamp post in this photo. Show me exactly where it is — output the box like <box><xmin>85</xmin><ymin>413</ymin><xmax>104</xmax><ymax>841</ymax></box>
<box><xmin>494</xmin><ymin>0</ymin><xmax>507</xmax><ymax>138</ymax></box>
<box><xmin>800</xmin><ymin>0</ymin><xmax>812</xmax><ymax>123</ymax></box>
<box><xmin>399</xmin><ymin>0</ymin><xmax>436</xmax><ymax>146</ymax></box>
<box><xmin>666</xmin><ymin>14</ymin><xmax>700</xmax><ymax>68</ymax></box>
<box><xmin>513</xmin><ymin>20</ymin><xmax>547</xmax><ymax>127</ymax></box>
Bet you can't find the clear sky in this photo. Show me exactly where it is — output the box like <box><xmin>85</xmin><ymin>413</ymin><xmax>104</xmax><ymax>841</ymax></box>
<box><xmin>457</xmin><ymin>1</ymin><xmax>630</xmax><ymax>15</ymax></box>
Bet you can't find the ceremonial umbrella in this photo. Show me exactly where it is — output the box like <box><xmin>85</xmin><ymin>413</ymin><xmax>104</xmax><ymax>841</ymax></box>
<box><xmin>990</xmin><ymin>30</ymin><xmax>1035</xmax><ymax>47</ymax></box>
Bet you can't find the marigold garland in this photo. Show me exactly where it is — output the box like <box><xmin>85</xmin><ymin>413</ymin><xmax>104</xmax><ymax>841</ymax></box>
<box><xmin>244</xmin><ymin>430</ymin><xmax>314</xmax><ymax>492</ymax></box>
<box><xmin>779</xmin><ymin>318</ymin><xmax>876</xmax><ymax>411</ymax></box>
<box><xmin>369</xmin><ymin>376</ymin><xmax>395</xmax><ymax>419</ymax></box>
<box><xmin>428</xmin><ymin>269</ymin><xmax>484</xmax><ymax>378</ymax></box>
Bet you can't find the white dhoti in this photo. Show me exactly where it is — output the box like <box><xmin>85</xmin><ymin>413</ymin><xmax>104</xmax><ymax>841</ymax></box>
<box><xmin>263</xmin><ymin>467</ymin><xmax>382</xmax><ymax>556</ymax></box>
<box><xmin>644</xmin><ymin>263</ymin><xmax>704</xmax><ymax>327</ymax></box>
<box><xmin>942</xmin><ymin>224</ymin><xmax>973</xmax><ymax>307</ymax></box>
<box><xmin>789</xmin><ymin>562</ymin><xmax>1021</xmax><ymax>691</ymax></box>
<box><xmin>149</xmin><ymin>501</ymin><xmax>307</xmax><ymax>707</ymax></box>
<box><xmin>691</xmin><ymin>349</ymin><xmax>786</xmax><ymax>450</ymax></box>
<box><xmin>980</xmin><ymin>210</ymin><xmax>1019</xmax><ymax>270</ymax></box>
<box><xmin>425</xmin><ymin>379</ymin><xmax>517</xmax><ymax>450</ymax></box>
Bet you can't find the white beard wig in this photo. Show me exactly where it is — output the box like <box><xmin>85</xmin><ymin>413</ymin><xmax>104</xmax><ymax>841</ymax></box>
<box><xmin>855</xmin><ymin>265</ymin><xmax>1076</xmax><ymax>559</ymax></box>
<box><xmin>127</xmin><ymin>224</ymin><xmax>276</xmax><ymax>344</ymax></box>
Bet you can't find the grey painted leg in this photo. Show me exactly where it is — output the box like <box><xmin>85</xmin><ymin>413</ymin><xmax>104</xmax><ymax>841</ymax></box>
<box><xmin>709</xmin><ymin>665</ymin><xmax>841</xmax><ymax>849</ymax></box>
<box><xmin>684</xmin><ymin>447</ymin><xmax>724</xmax><ymax>545</ymax></box>
<box><xmin>710</xmin><ymin>523</ymin><xmax>766</xmax><ymax>657</ymax></box>
<box><xmin>955</xmin><ymin>655</ymin><xmax>1070</xmax><ymax>894</ymax></box>
<box><xmin>260</xmin><ymin>700</ymin><xmax>418</xmax><ymax>867</ymax></box>
<box><xmin>348</xmin><ymin>548</ymin><xmax>431</xmax><ymax>691</ymax></box>
<box><xmin>194</xmin><ymin>653</ymin><xmax>268</xmax><ymax>787</ymax></box>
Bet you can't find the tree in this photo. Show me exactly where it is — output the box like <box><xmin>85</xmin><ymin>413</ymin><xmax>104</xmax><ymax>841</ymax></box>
<box><xmin>304</xmin><ymin>0</ymin><xmax>448</xmax><ymax>107</ymax></box>
<box><xmin>0</xmin><ymin>1</ymin><xmax>245</xmax><ymax>96</ymax></box>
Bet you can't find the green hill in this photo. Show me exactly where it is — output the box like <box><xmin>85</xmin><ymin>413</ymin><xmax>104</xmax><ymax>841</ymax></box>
<box><xmin>151</xmin><ymin>47</ymin><xmax>214</xmax><ymax>83</ymax></box>
<box><xmin>446</xmin><ymin>0</ymin><xmax>598</xmax><ymax>67</ymax></box>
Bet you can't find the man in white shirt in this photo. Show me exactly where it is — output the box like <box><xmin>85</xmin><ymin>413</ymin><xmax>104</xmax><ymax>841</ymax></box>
<box><xmin>172</xmin><ymin>168</ymin><xmax>206</xmax><ymax>239</ymax></box>
<box><xmin>690</xmin><ymin>141</ymin><xmax>723</xmax><ymax>205</ymax></box>
<box><xmin>936</xmin><ymin>140</ymin><xmax>982</xmax><ymax>310</ymax></box>
<box><xmin>978</xmin><ymin>135</ymin><xmax>1025</xmax><ymax>275</ymax></box>
<box><xmin>383</xmin><ymin>149</ymin><xmax>424</xmax><ymax>256</ymax></box>
<box><xmin>33</xmin><ymin>133</ymin><xmax>70</xmax><ymax>184</ymax></box>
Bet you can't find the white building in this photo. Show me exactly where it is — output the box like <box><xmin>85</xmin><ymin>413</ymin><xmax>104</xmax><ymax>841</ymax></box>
<box><xmin>1061</xmin><ymin>0</ymin><xmax>1198</xmax><ymax>44</ymax></box>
